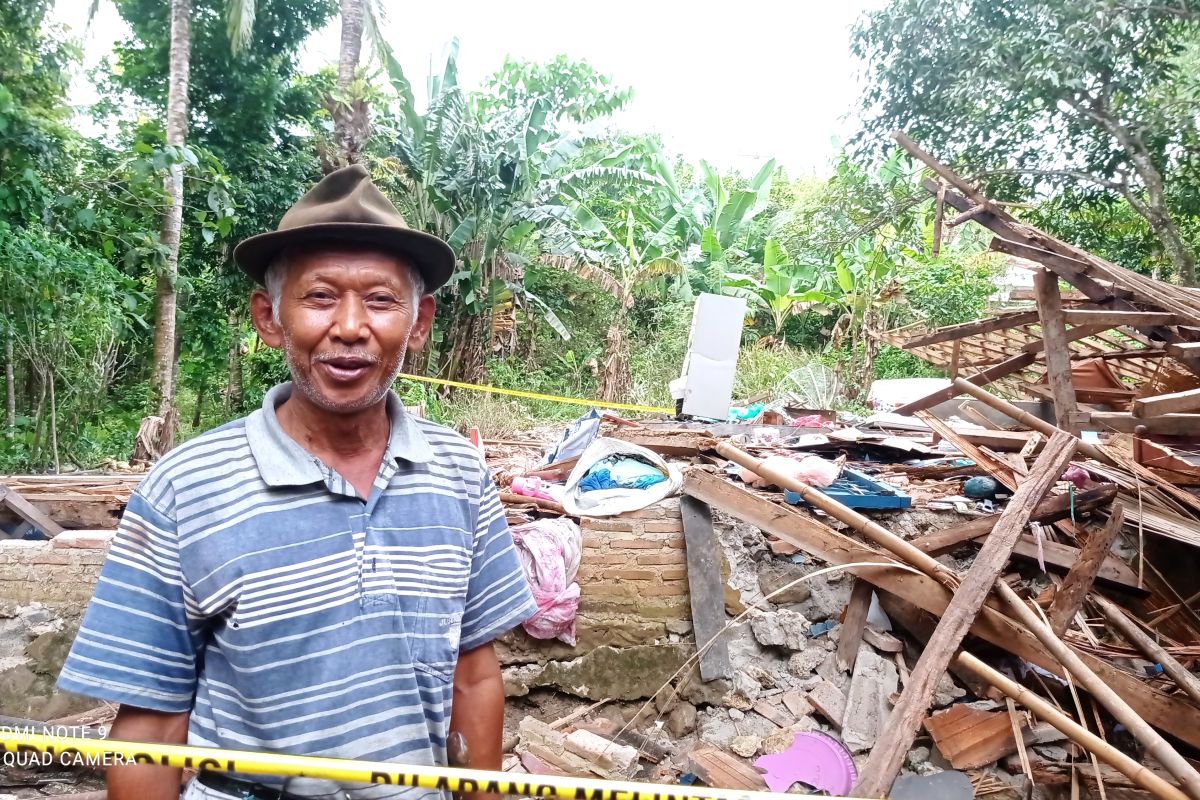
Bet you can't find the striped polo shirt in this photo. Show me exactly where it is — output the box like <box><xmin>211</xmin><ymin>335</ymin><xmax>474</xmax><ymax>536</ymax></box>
<box><xmin>58</xmin><ymin>383</ymin><xmax>537</xmax><ymax>797</ymax></box>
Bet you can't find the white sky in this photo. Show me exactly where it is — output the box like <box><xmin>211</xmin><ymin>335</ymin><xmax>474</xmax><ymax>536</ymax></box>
<box><xmin>52</xmin><ymin>0</ymin><xmax>883</xmax><ymax>177</ymax></box>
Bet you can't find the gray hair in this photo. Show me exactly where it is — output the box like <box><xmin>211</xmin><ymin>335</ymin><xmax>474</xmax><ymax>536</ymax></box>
<box><xmin>264</xmin><ymin>248</ymin><xmax>426</xmax><ymax>323</ymax></box>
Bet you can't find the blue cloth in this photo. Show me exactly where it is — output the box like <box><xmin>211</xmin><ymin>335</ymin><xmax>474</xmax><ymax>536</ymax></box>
<box><xmin>579</xmin><ymin>456</ymin><xmax>666</xmax><ymax>491</ymax></box>
<box><xmin>58</xmin><ymin>383</ymin><xmax>537</xmax><ymax>798</ymax></box>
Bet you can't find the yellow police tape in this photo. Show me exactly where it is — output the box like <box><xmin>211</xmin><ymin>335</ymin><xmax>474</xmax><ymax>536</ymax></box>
<box><xmin>0</xmin><ymin>729</ymin><xmax>865</xmax><ymax>800</ymax></box>
<box><xmin>396</xmin><ymin>373</ymin><xmax>675</xmax><ymax>415</ymax></box>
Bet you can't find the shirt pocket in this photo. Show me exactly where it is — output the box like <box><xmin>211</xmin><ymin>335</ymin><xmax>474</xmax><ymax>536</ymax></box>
<box><xmin>411</xmin><ymin>594</ymin><xmax>464</xmax><ymax>682</ymax></box>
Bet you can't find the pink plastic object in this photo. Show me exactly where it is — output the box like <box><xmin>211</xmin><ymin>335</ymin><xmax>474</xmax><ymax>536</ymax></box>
<box><xmin>754</xmin><ymin>732</ymin><xmax>857</xmax><ymax>795</ymax></box>
<box><xmin>1061</xmin><ymin>464</ymin><xmax>1090</xmax><ymax>489</ymax></box>
<box><xmin>739</xmin><ymin>454</ymin><xmax>840</xmax><ymax>489</ymax></box>
<box><xmin>511</xmin><ymin>476</ymin><xmax>562</xmax><ymax>502</ymax></box>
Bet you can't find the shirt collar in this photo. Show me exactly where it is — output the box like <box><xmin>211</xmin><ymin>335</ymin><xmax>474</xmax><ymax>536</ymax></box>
<box><xmin>246</xmin><ymin>382</ymin><xmax>434</xmax><ymax>488</ymax></box>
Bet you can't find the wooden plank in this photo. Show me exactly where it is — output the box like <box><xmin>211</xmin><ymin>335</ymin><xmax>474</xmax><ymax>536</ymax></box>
<box><xmin>1009</xmin><ymin>532</ymin><xmax>1141</xmax><ymax>592</ymax></box>
<box><xmin>1018</xmin><ymin>323</ymin><xmax>1114</xmax><ymax>353</ymax></box>
<box><xmin>894</xmin><ymin>351</ymin><xmax>1036</xmax><ymax>416</ymax></box>
<box><xmin>1062</xmin><ymin>310</ymin><xmax>1181</xmax><ymax>328</ymax></box>
<box><xmin>900</xmin><ymin>310</ymin><xmax>1041</xmax><ymax>349</ymax></box>
<box><xmin>1035</xmin><ymin>269</ymin><xmax>1081</xmax><ymax>435</ymax></box>
<box><xmin>854</xmin><ymin>431</ymin><xmax>1079</xmax><ymax>797</ymax></box>
<box><xmin>911</xmin><ymin>485</ymin><xmax>1118</xmax><ymax>554</ymax></box>
<box><xmin>680</xmin><ymin>469</ymin><xmax>1200</xmax><ymax>749</ymax></box>
<box><xmin>679</xmin><ymin>496</ymin><xmax>731</xmax><ymax>681</ymax></box>
<box><xmin>684</xmin><ymin>747</ymin><xmax>769</xmax><ymax>791</ymax></box>
<box><xmin>0</xmin><ymin>486</ymin><xmax>64</xmax><ymax>538</ymax></box>
<box><xmin>1166</xmin><ymin>341</ymin><xmax>1200</xmax><ymax>358</ymax></box>
<box><xmin>835</xmin><ymin>580</ymin><xmax>873</xmax><ymax>673</ymax></box>
<box><xmin>1087</xmin><ymin>411</ymin><xmax>1200</xmax><ymax>435</ymax></box>
<box><xmin>1133</xmin><ymin>387</ymin><xmax>1200</xmax><ymax>418</ymax></box>
<box><xmin>924</xmin><ymin>704</ymin><xmax>1021</xmax><ymax>770</ymax></box>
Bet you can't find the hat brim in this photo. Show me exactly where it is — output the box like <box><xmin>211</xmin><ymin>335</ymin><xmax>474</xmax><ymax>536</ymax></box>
<box><xmin>233</xmin><ymin>223</ymin><xmax>456</xmax><ymax>292</ymax></box>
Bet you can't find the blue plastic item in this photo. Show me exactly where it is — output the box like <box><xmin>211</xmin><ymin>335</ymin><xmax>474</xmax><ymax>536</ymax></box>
<box><xmin>783</xmin><ymin>467</ymin><xmax>912</xmax><ymax>510</ymax></box>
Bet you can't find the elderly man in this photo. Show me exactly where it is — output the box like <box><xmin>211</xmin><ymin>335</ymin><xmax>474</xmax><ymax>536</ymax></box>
<box><xmin>58</xmin><ymin>166</ymin><xmax>537</xmax><ymax>800</ymax></box>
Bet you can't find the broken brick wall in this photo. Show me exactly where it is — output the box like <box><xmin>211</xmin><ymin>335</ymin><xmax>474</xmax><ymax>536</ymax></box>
<box><xmin>0</xmin><ymin>540</ymin><xmax>105</xmax><ymax>719</ymax></box>
<box><xmin>498</xmin><ymin>497</ymin><xmax>693</xmax><ymax>665</ymax></box>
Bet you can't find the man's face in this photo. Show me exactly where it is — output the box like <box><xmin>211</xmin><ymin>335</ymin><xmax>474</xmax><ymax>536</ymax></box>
<box><xmin>251</xmin><ymin>246</ymin><xmax>436</xmax><ymax>415</ymax></box>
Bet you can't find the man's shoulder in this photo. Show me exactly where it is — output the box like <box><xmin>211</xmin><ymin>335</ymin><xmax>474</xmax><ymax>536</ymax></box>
<box><xmin>412</xmin><ymin>416</ymin><xmax>485</xmax><ymax>462</ymax></box>
<box><xmin>137</xmin><ymin>417</ymin><xmax>253</xmax><ymax>504</ymax></box>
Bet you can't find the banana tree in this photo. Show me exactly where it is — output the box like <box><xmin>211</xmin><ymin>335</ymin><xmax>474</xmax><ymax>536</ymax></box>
<box><xmin>375</xmin><ymin>44</ymin><xmax>660</xmax><ymax>383</ymax></box>
<box><xmin>692</xmin><ymin>158</ymin><xmax>777</xmax><ymax>294</ymax></box>
<box><xmin>723</xmin><ymin>238</ymin><xmax>822</xmax><ymax>341</ymax></box>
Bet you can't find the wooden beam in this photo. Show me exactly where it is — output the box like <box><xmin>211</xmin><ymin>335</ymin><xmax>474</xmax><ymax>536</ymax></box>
<box><xmin>1062</xmin><ymin>310</ymin><xmax>1181</xmax><ymax>328</ymax></box>
<box><xmin>1019</xmin><ymin>323</ymin><xmax>1114</xmax><ymax>353</ymax></box>
<box><xmin>1009</xmin><ymin>532</ymin><xmax>1140</xmax><ymax>592</ymax></box>
<box><xmin>1166</xmin><ymin>341</ymin><xmax>1200</xmax><ymax>359</ymax></box>
<box><xmin>854</xmin><ymin>431</ymin><xmax>1079</xmax><ymax>797</ymax></box>
<box><xmin>835</xmin><ymin>580</ymin><xmax>873</xmax><ymax>674</ymax></box>
<box><xmin>901</xmin><ymin>311</ymin><xmax>1041</xmax><ymax>349</ymax></box>
<box><xmin>894</xmin><ymin>351</ymin><xmax>1037</xmax><ymax>416</ymax></box>
<box><xmin>895</xmin><ymin>132</ymin><xmax>994</xmax><ymax>207</ymax></box>
<box><xmin>0</xmin><ymin>486</ymin><xmax>64</xmax><ymax>538</ymax></box>
<box><xmin>991</xmin><ymin>237</ymin><xmax>1115</xmax><ymax>303</ymax></box>
<box><xmin>1085</xmin><ymin>412</ymin><xmax>1200</xmax><ymax>435</ymax></box>
<box><xmin>1134</xmin><ymin>387</ymin><xmax>1200</xmax><ymax>418</ymax></box>
<box><xmin>679</xmin><ymin>496</ymin><xmax>731</xmax><ymax>681</ymax></box>
<box><xmin>679</xmin><ymin>469</ymin><xmax>1200</xmax><ymax>749</ymax></box>
<box><xmin>1046</xmin><ymin>507</ymin><xmax>1127</xmax><ymax>636</ymax></box>
<box><xmin>911</xmin><ymin>485</ymin><xmax>1118</xmax><ymax>555</ymax></box>
<box><xmin>1035</xmin><ymin>269</ymin><xmax>1080</xmax><ymax>435</ymax></box>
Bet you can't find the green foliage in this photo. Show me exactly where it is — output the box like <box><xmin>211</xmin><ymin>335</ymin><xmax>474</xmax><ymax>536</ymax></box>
<box><xmin>899</xmin><ymin>254</ymin><xmax>1000</xmax><ymax>327</ymax></box>
<box><xmin>478</xmin><ymin>55</ymin><xmax>633</xmax><ymax>123</ymax></box>
<box><xmin>853</xmin><ymin>0</ymin><xmax>1200</xmax><ymax>282</ymax></box>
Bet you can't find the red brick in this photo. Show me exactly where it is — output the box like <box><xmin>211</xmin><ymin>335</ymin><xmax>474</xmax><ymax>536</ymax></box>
<box><xmin>659</xmin><ymin>568</ymin><xmax>688</xmax><ymax>581</ymax></box>
<box><xmin>580</xmin><ymin>553</ymin><xmax>635</xmax><ymax>566</ymax></box>
<box><xmin>609</xmin><ymin>539</ymin><xmax>662</xmax><ymax>550</ymax></box>
<box><xmin>642</xmin><ymin>520</ymin><xmax>684</xmax><ymax>533</ymax></box>
<box><xmin>581</xmin><ymin>518</ymin><xmax>638</xmax><ymax>533</ymax></box>
<box><xmin>607</xmin><ymin>569</ymin><xmax>656</xmax><ymax>581</ymax></box>
<box><xmin>641</xmin><ymin>584</ymin><xmax>689</xmax><ymax>597</ymax></box>
<box><xmin>635</xmin><ymin>552</ymin><xmax>687</xmax><ymax>566</ymax></box>
<box><xmin>581</xmin><ymin>535</ymin><xmax>608</xmax><ymax>549</ymax></box>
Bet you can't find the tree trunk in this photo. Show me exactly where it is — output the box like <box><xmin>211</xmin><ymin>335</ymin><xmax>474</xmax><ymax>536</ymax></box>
<box><xmin>599</xmin><ymin>323</ymin><xmax>632</xmax><ymax>403</ymax></box>
<box><xmin>146</xmin><ymin>0</ymin><xmax>191</xmax><ymax>455</ymax></box>
<box><xmin>4</xmin><ymin>320</ymin><xmax>14</xmax><ymax>438</ymax></box>
<box><xmin>225</xmin><ymin>311</ymin><xmax>243</xmax><ymax>413</ymax></box>
<box><xmin>192</xmin><ymin>371</ymin><xmax>207</xmax><ymax>429</ymax></box>
<box><xmin>48</xmin><ymin>373</ymin><xmax>60</xmax><ymax>474</ymax></box>
<box><xmin>442</xmin><ymin>307</ymin><xmax>489</xmax><ymax>386</ymax></box>
<box><xmin>331</xmin><ymin>0</ymin><xmax>367</xmax><ymax>165</ymax></box>
<box><xmin>1077</xmin><ymin>98</ymin><xmax>1197</xmax><ymax>285</ymax></box>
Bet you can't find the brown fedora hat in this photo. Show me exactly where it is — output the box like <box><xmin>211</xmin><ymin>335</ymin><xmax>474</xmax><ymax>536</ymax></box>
<box><xmin>233</xmin><ymin>164</ymin><xmax>455</xmax><ymax>291</ymax></box>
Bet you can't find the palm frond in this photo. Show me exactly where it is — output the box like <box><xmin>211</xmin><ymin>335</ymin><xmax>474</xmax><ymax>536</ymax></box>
<box><xmin>225</xmin><ymin>0</ymin><xmax>256</xmax><ymax>54</ymax></box>
<box><xmin>631</xmin><ymin>257</ymin><xmax>683</xmax><ymax>287</ymax></box>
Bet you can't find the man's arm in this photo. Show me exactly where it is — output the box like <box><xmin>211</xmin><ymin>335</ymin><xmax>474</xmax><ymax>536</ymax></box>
<box><xmin>106</xmin><ymin>705</ymin><xmax>190</xmax><ymax>800</ymax></box>
<box><xmin>449</xmin><ymin>642</ymin><xmax>505</xmax><ymax>800</ymax></box>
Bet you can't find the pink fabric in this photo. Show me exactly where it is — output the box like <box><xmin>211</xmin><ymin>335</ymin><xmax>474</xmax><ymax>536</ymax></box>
<box><xmin>511</xmin><ymin>519</ymin><xmax>582</xmax><ymax>646</ymax></box>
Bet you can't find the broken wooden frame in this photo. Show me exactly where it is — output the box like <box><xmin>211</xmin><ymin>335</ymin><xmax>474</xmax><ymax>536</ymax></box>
<box><xmin>883</xmin><ymin>133</ymin><xmax>1200</xmax><ymax>417</ymax></box>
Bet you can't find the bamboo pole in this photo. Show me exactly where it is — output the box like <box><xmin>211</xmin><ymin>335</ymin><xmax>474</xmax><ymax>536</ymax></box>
<box><xmin>995</xmin><ymin>581</ymin><xmax>1200</xmax><ymax>800</ymax></box>
<box><xmin>1094</xmin><ymin>594</ymin><xmax>1200</xmax><ymax>707</ymax></box>
<box><xmin>714</xmin><ymin>441</ymin><xmax>959</xmax><ymax>589</ymax></box>
<box><xmin>956</xmin><ymin>651</ymin><xmax>1189</xmax><ymax>800</ymax></box>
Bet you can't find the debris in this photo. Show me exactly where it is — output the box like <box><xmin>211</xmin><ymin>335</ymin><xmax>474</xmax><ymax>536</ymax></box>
<box><xmin>683</xmin><ymin>746</ymin><xmax>769</xmax><ymax>791</ymax></box>
<box><xmin>806</xmin><ymin>680</ymin><xmax>848</xmax><ymax>730</ymax></box>
<box><xmin>730</xmin><ymin>735</ymin><xmax>760</xmax><ymax>758</ymax></box>
<box><xmin>841</xmin><ymin>646</ymin><xmax>899</xmax><ymax>754</ymax></box>
<box><xmin>666</xmin><ymin>702</ymin><xmax>698</xmax><ymax>738</ymax></box>
<box><xmin>756</xmin><ymin>560</ymin><xmax>813</xmax><ymax>604</ymax></box>
<box><xmin>749</xmin><ymin>609</ymin><xmax>810</xmax><ymax>651</ymax></box>
<box><xmin>924</xmin><ymin>704</ymin><xmax>1026</xmax><ymax>770</ymax></box>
